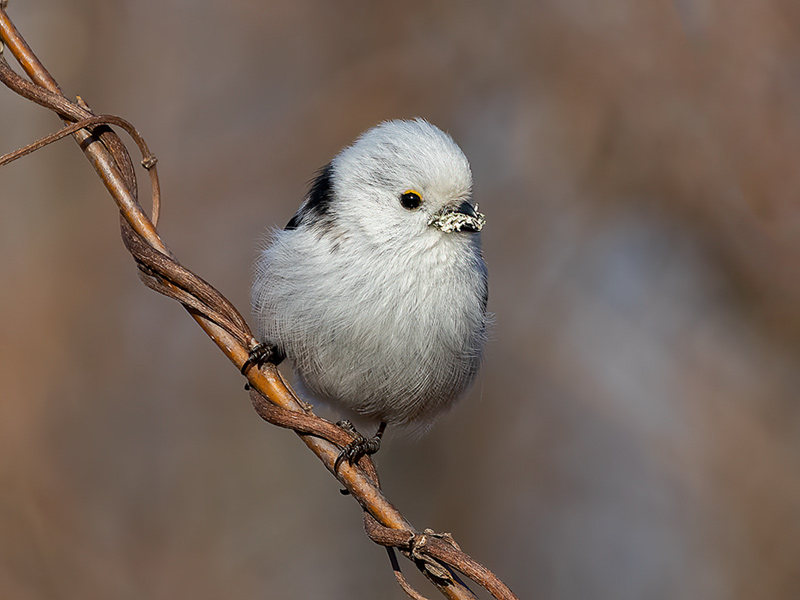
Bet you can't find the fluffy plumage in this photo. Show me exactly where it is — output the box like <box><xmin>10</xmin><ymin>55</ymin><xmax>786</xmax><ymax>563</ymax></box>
<box><xmin>251</xmin><ymin>119</ymin><xmax>487</xmax><ymax>430</ymax></box>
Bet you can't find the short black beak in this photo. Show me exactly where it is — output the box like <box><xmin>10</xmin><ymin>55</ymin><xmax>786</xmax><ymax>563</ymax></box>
<box><xmin>454</xmin><ymin>201</ymin><xmax>480</xmax><ymax>232</ymax></box>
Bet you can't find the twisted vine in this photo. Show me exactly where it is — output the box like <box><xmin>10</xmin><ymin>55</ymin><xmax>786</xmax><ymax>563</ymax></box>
<box><xmin>0</xmin><ymin>6</ymin><xmax>517</xmax><ymax>599</ymax></box>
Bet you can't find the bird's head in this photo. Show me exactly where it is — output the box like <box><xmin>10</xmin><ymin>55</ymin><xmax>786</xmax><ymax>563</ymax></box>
<box><xmin>321</xmin><ymin>119</ymin><xmax>484</xmax><ymax>246</ymax></box>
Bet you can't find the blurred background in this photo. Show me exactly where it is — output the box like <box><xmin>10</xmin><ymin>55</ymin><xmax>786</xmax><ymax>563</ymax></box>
<box><xmin>1</xmin><ymin>1</ymin><xmax>800</xmax><ymax>598</ymax></box>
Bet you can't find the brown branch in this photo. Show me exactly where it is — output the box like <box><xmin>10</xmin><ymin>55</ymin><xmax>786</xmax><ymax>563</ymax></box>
<box><xmin>0</xmin><ymin>6</ymin><xmax>518</xmax><ymax>600</ymax></box>
<box><xmin>0</xmin><ymin>113</ymin><xmax>162</xmax><ymax>224</ymax></box>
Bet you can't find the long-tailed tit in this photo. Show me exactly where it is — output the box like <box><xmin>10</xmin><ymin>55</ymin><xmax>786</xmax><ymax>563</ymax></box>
<box><xmin>250</xmin><ymin>119</ymin><xmax>487</xmax><ymax>466</ymax></box>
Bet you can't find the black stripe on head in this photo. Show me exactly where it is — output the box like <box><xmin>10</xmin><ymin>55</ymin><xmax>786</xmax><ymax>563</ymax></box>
<box><xmin>285</xmin><ymin>163</ymin><xmax>334</xmax><ymax>230</ymax></box>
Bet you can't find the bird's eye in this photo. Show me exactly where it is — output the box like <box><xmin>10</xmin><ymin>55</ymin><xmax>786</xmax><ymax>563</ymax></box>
<box><xmin>400</xmin><ymin>190</ymin><xmax>423</xmax><ymax>210</ymax></box>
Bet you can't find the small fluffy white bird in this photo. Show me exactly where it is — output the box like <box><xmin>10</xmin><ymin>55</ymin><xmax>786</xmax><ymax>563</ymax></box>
<box><xmin>251</xmin><ymin>119</ymin><xmax>487</xmax><ymax>464</ymax></box>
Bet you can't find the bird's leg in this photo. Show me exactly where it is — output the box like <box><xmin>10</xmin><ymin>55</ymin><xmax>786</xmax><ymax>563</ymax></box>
<box><xmin>334</xmin><ymin>420</ymin><xmax>386</xmax><ymax>472</ymax></box>
<box><xmin>240</xmin><ymin>341</ymin><xmax>285</xmax><ymax>375</ymax></box>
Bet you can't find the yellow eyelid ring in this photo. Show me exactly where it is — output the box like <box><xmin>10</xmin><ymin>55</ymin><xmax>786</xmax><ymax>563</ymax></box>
<box><xmin>399</xmin><ymin>189</ymin><xmax>423</xmax><ymax>210</ymax></box>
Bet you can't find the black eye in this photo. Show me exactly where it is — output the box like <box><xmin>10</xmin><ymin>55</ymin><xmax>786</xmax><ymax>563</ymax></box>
<box><xmin>400</xmin><ymin>190</ymin><xmax>422</xmax><ymax>210</ymax></box>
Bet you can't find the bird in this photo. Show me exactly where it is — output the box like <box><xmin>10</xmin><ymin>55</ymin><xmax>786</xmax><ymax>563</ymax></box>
<box><xmin>250</xmin><ymin>118</ymin><xmax>488</xmax><ymax>467</ymax></box>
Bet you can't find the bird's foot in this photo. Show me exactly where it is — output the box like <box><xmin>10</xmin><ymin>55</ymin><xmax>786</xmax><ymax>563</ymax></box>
<box><xmin>240</xmin><ymin>341</ymin><xmax>284</xmax><ymax>375</ymax></box>
<box><xmin>334</xmin><ymin>420</ymin><xmax>386</xmax><ymax>473</ymax></box>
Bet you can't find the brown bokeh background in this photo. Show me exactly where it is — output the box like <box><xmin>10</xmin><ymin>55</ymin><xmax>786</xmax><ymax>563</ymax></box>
<box><xmin>2</xmin><ymin>1</ymin><xmax>800</xmax><ymax>598</ymax></box>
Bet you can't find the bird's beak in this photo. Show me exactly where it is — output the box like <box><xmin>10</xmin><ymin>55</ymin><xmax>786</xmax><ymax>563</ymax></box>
<box><xmin>429</xmin><ymin>201</ymin><xmax>486</xmax><ymax>233</ymax></box>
